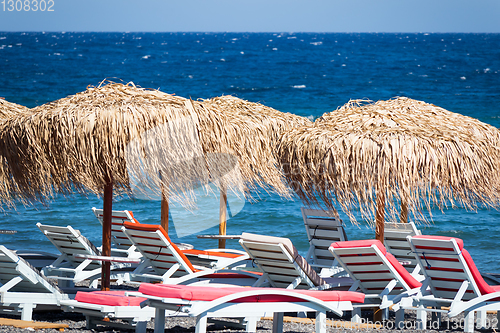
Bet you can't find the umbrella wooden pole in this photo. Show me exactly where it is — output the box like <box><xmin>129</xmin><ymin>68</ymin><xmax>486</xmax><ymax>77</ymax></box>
<box><xmin>375</xmin><ymin>189</ymin><xmax>385</xmax><ymax>243</ymax></box>
<box><xmin>160</xmin><ymin>172</ymin><xmax>169</xmax><ymax>232</ymax></box>
<box><xmin>219</xmin><ymin>186</ymin><xmax>227</xmax><ymax>249</ymax></box>
<box><xmin>101</xmin><ymin>176</ymin><xmax>113</xmax><ymax>291</ymax></box>
<box><xmin>400</xmin><ymin>201</ymin><xmax>408</xmax><ymax>223</ymax></box>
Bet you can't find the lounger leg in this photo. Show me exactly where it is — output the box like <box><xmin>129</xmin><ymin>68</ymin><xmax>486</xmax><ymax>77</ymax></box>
<box><xmin>464</xmin><ymin>311</ymin><xmax>475</xmax><ymax>333</ymax></box>
<box><xmin>497</xmin><ymin>311</ymin><xmax>500</xmax><ymax>329</ymax></box>
<box><xmin>272</xmin><ymin>312</ymin><xmax>284</xmax><ymax>333</ymax></box>
<box><xmin>20</xmin><ymin>303</ymin><xmax>35</xmax><ymax>321</ymax></box>
<box><xmin>243</xmin><ymin>317</ymin><xmax>257</xmax><ymax>332</ymax></box>
<box><xmin>351</xmin><ymin>307</ymin><xmax>362</xmax><ymax>323</ymax></box>
<box><xmin>153</xmin><ymin>308</ymin><xmax>165</xmax><ymax>333</ymax></box>
<box><xmin>195</xmin><ymin>315</ymin><xmax>208</xmax><ymax>333</ymax></box>
<box><xmin>315</xmin><ymin>311</ymin><xmax>326</xmax><ymax>333</ymax></box>
<box><xmin>431</xmin><ymin>309</ymin><xmax>441</xmax><ymax>327</ymax></box>
<box><xmin>85</xmin><ymin>315</ymin><xmax>97</xmax><ymax>330</ymax></box>
<box><xmin>395</xmin><ymin>308</ymin><xmax>404</xmax><ymax>329</ymax></box>
<box><xmin>477</xmin><ymin>310</ymin><xmax>487</xmax><ymax>329</ymax></box>
<box><xmin>416</xmin><ymin>305</ymin><xmax>427</xmax><ymax>330</ymax></box>
<box><xmin>135</xmin><ymin>321</ymin><xmax>147</xmax><ymax>333</ymax></box>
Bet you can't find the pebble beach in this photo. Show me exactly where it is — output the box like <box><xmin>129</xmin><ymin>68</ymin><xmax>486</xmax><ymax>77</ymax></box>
<box><xmin>0</xmin><ymin>305</ymin><xmax>495</xmax><ymax>333</ymax></box>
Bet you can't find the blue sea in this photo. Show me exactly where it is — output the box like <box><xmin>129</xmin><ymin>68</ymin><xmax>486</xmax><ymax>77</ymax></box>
<box><xmin>1</xmin><ymin>32</ymin><xmax>500</xmax><ymax>273</ymax></box>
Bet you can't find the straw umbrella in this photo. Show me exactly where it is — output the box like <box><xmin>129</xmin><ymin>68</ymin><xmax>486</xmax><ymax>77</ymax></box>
<box><xmin>0</xmin><ymin>83</ymin><xmax>243</xmax><ymax>290</ymax></box>
<box><xmin>0</xmin><ymin>98</ymin><xmax>34</xmax><ymax>207</ymax></box>
<box><xmin>200</xmin><ymin>96</ymin><xmax>311</xmax><ymax>247</ymax></box>
<box><xmin>0</xmin><ymin>83</ymin><xmax>307</xmax><ymax>289</ymax></box>
<box><xmin>279</xmin><ymin>97</ymin><xmax>500</xmax><ymax>242</ymax></box>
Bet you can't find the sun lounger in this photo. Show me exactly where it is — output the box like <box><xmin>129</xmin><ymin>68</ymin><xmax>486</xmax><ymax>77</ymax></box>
<box><xmin>384</xmin><ymin>221</ymin><xmax>422</xmax><ymax>274</ymax></box>
<box><xmin>92</xmin><ymin>207</ymin><xmax>141</xmax><ymax>254</ymax></box>
<box><xmin>301</xmin><ymin>207</ymin><xmax>348</xmax><ymax>277</ymax></box>
<box><xmin>402</xmin><ymin>235</ymin><xmax>500</xmax><ymax>332</ymax></box>
<box><xmin>93</xmin><ymin>207</ymin><xmax>227</xmax><ymax>268</ymax></box>
<box><xmin>329</xmin><ymin>239</ymin><xmax>422</xmax><ymax>324</ymax></box>
<box><xmin>37</xmin><ymin>223</ymin><xmax>133</xmax><ymax>288</ymax></box>
<box><xmin>137</xmin><ymin>283</ymin><xmax>365</xmax><ymax>333</ymax></box>
<box><xmin>60</xmin><ymin>290</ymin><xmax>156</xmax><ymax>333</ymax></box>
<box><xmin>121</xmin><ymin>222</ymin><xmax>258</xmax><ymax>285</ymax></box>
<box><xmin>0</xmin><ymin>245</ymin><xmax>69</xmax><ymax>321</ymax></box>
<box><xmin>239</xmin><ymin>232</ymin><xmax>352</xmax><ymax>290</ymax></box>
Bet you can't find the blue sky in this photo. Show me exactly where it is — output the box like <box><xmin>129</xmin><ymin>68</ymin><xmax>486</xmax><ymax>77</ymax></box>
<box><xmin>1</xmin><ymin>0</ymin><xmax>499</xmax><ymax>32</ymax></box>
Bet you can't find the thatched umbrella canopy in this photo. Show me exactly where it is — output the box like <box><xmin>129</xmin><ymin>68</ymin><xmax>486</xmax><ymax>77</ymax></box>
<box><xmin>0</xmin><ymin>98</ymin><xmax>32</xmax><ymax>207</ymax></box>
<box><xmin>196</xmin><ymin>96</ymin><xmax>312</xmax><ymax>246</ymax></box>
<box><xmin>0</xmin><ymin>82</ymin><xmax>307</xmax><ymax>287</ymax></box>
<box><xmin>201</xmin><ymin>95</ymin><xmax>311</xmax><ymax>194</ymax></box>
<box><xmin>279</xmin><ymin>97</ymin><xmax>500</xmax><ymax>242</ymax></box>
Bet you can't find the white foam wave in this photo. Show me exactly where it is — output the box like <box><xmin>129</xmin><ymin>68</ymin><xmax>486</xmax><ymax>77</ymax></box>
<box><xmin>293</xmin><ymin>85</ymin><xmax>306</xmax><ymax>89</ymax></box>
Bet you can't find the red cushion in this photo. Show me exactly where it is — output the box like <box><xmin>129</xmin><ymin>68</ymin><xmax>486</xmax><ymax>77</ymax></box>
<box><xmin>461</xmin><ymin>249</ymin><xmax>496</xmax><ymax>295</ymax></box>
<box><xmin>138</xmin><ymin>284</ymin><xmax>365</xmax><ymax>303</ymax></box>
<box><xmin>75</xmin><ymin>290</ymin><xmax>147</xmax><ymax>306</ymax></box>
<box><xmin>385</xmin><ymin>252</ymin><xmax>422</xmax><ymax>289</ymax></box>
<box><xmin>412</xmin><ymin>235</ymin><xmax>464</xmax><ymax>251</ymax></box>
<box><xmin>330</xmin><ymin>239</ymin><xmax>387</xmax><ymax>255</ymax></box>
<box><xmin>414</xmin><ymin>236</ymin><xmax>500</xmax><ymax>296</ymax></box>
<box><xmin>331</xmin><ymin>239</ymin><xmax>421</xmax><ymax>289</ymax></box>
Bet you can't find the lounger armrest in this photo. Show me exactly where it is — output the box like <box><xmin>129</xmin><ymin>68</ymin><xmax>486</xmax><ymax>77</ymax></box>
<box><xmin>448</xmin><ymin>290</ymin><xmax>500</xmax><ymax>317</ymax></box>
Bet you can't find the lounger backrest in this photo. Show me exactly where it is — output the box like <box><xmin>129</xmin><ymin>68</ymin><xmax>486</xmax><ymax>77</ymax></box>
<box><xmin>301</xmin><ymin>208</ymin><xmax>347</xmax><ymax>267</ymax></box>
<box><xmin>0</xmin><ymin>245</ymin><xmax>63</xmax><ymax>294</ymax></box>
<box><xmin>92</xmin><ymin>207</ymin><xmax>138</xmax><ymax>250</ymax></box>
<box><xmin>36</xmin><ymin>223</ymin><xmax>101</xmax><ymax>271</ymax></box>
<box><xmin>329</xmin><ymin>239</ymin><xmax>421</xmax><ymax>295</ymax></box>
<box><xmin>408</xmin><ymin>235</ymin><xmax>485</xmax><ymax>301</ymax></box>
<box><xmin>121</xmin><ymin>222</ymin><xmax>196</xmax><ymax>278</ymax></box>
<box><xmin>239</xmin><ymin>232</ymin><xmax>325</xmax><ymax>289</ymax></box>
<box><xmin>384</xmin><ymin>222</ymin><xmax>421</xmax><ymax>273</ymax></box>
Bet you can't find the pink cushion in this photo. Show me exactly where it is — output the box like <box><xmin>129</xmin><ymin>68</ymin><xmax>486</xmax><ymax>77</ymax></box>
<box><xmin>414</xmin><ymin>235</ymin><xmax>500</xmax><ymax>296</ymax></box>
<box><xmin>412</xmin><ymin>235</ymin><xmax>464</xmax><ymax>251</ymax></box>
<box><xmin>75</xmin><ymin>290</ymin><xmax>147</xmax><ymax>306</ymax></box>
<box><xmin>461</xmin><ymin>249</ymin><xmax>496</xmax><ymax>295</ymax></box>
<box><xmin>331</xmin><ymin>239</ymin><xmax>421</xmax><ymax>289</ymax></box>
<box><xmin>138</xmin><ymin>284</ymin><xmax>365</xmax><ymax>304</ymax></box>
<box><xmin>330</xmin><ymin>239</ymin><xmax>387</xmax><ymax>255</ymax></box>
<box><xmin>385</xmin><ymin>252</ymin><xmax>422</xmax><ymax>289</ymax></box>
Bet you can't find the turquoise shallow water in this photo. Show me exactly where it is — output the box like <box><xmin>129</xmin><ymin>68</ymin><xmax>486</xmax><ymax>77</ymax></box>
<box><xmin>0</xmin><ymin>32</ymin><xmax>499</xmax><ymax>273</ymax></box>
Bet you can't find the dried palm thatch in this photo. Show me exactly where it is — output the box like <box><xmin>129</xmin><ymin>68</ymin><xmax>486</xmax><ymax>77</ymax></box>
<box><xmin>279</xmin><ymin>97</ymin><xmax>500</xmax><ymax>228</ymax></box>
<box><xmin>0</xmin><ymin>82</ymin><xmax>253</xmax><ymax>207</ymax></box>
<box><xmin>0</xmin><ymin>99</ymin><xmax>32</xmax><ymax>206</ymax></box>
<box><xmin>0</xmin><ymin>83</ymin><xmax>307</xmax><ymax>208</ymax></box>
<box><xmin>201</xmin><ymin>95</ymin><xmax>312</xmax><ymax>196</ymax></box>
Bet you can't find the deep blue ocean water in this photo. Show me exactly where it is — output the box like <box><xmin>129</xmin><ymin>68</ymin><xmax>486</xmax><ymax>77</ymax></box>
<box><xmin>1</xmin><ymin>32</ymin><xmax>500</xmax><ymax>272</ymax></box>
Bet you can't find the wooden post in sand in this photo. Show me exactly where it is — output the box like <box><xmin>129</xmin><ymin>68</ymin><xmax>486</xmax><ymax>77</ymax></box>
<box><xmin>160</xmin><ymin>171</ymin><xmax>169</xmax><ymax>232</ymax></box>
<box><xmin>375</xmin><ymin>189</ymin><xmax>385</xmax><ymax>244</ymax></box>
<box><xmin>101</xmin><ymin>175</ymin><xmax>113</xmax><ymax>291</ymax></box>
<box><xmin>218</xmin><ymin>186</ymin><xmax>227</xmax><ymax>249</ymax></box>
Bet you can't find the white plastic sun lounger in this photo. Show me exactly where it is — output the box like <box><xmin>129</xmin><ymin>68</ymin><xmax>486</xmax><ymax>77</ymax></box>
<box><xmin>401</xmin><ymin>235</ymin><xmax>500</xmax><ymax>332</ymax></box>
<box><xmin>37</xmin><ymin>223</ymin><xmax>133</xmax><ymax>288</ymax></box>
<box><xmin>329</xmin><ymin>239</ymin><xmax>422</xmax><ymax>324</ymax></box>
<box><xmin>383</xmin><ymin>221</ymin><xmax>422</xmax><ymax>275</ymax></box>
<box><xmin>136</xmin><ymin>283</ymin><xmax>366</xmax><ymax>333</ymax></box>
<box><xmin>60</xmin><ymin>290</ymin><xmax>156</xmax><ymax>333</ymax></box>
<box><xmin>239</xmin><ymin>232</ymin><xmax>352</xmax><ymax>290</ymax></box>
<box><xmin>301</xmin><ymin>207</ymin><xmax>348</xmax><ymax>277</ymax></box>
<box><xmin>121</xmin><ymin>222</ymin><xmax>259</xmax><ymax>286</ymax></box>
<box><xmin>0</xmin><ymin>245</ymin><xmax>69</xmax><ymax>321</ymax></box>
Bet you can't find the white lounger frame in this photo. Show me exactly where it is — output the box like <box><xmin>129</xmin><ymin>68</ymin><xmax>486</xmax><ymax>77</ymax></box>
<box><xmin>140</xmin><ymin>288</ymin><xmax>354</xmax><ymax>333</ymax></box>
